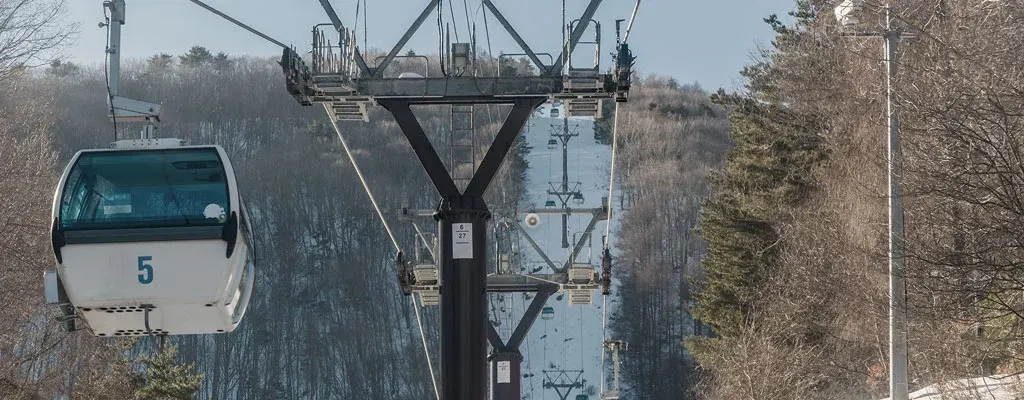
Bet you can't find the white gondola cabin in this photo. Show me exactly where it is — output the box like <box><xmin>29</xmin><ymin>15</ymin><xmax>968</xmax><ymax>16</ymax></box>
<box><xmin>47</xmin><ymin>139</ymin><xmax>255</xmax><ymax>337</ymax></box>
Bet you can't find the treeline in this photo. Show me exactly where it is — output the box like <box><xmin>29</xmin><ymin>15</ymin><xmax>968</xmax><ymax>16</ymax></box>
<box><xmin>605</xmin><ymin>78</ymin><xmax>731</xmax><ymax>398</ymax></box>
<box><xmin>687</xmin><ymin>0</ymin><xmax>1024</xmax><ymax>398</ymax></box>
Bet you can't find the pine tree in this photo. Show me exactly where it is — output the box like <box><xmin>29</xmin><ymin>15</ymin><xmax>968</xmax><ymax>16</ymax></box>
<box><xmin>133</xmin><ymin>344</ymin><xmax>204</xmax><ymax>400</ymax></box>
<box><xmin>690</xmin><ymin>90</ymin><xmax>826</xmax><ymax>338</ymax></box>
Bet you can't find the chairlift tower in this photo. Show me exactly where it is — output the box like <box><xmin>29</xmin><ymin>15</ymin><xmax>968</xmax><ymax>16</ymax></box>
<box><xmin>546</xmin><ymin>120</ymin><xmax>583</xmax><ymax>249</ymax></box>
<box><xmin>287</xmin><ymin>1</ymin><xmax>634</xmax><ymax>399</ymax></box>
<box><xmin>543</xmin><ymin>369</ymin><xmax>587</xmax><ymax>400</ymax></box>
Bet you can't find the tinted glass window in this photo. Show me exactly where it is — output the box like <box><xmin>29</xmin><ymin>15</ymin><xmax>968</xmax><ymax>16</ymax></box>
<box><xmin>59</xmin><ymin>148</ymin><xmax>231</xmax><ymax>230</ymax></box>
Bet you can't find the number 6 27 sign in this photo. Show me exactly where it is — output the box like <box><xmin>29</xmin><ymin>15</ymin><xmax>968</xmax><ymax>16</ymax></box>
<box><xmin>452</xmin><ymin>223</ymin><xmax>473</xmax><ymax>259</ymax></box>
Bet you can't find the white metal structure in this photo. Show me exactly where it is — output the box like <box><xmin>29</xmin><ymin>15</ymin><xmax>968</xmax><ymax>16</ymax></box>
<box><xmin>566</xmin><ymin>263</ymin><xmax>598</xmax><ymax>305</ymax></box>
<box><xmin>600</xmin><ymin>340</ymin><xmax>628</xmax><ymax>400</ymax></box>
<box><xmin>413</xmin><ymin>264</ymin><xmax>440</xmax><ymax>306</ymax></box>
<box><xmin>102</xmin><ymin>0</ymin><xmax>162</xmax><ymax>138</ymax></box>
<box><xmin>47</xmin><ymin>140</ymin><xmax>255</xmax><ymax>336</ymax></box>
<box><xmin>834</xmin><ymin>0</ymin><xmax>865</xmax><ymax>27</ymax></box>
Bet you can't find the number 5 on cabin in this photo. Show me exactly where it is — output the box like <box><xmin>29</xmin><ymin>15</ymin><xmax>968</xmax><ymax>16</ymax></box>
<box><xmin>138</xmin><ymin>256</ymin><xmax>153</xmax><ymax>284</ymax></box>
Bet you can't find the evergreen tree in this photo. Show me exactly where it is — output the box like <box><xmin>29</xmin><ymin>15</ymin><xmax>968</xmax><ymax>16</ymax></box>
<box><xmin>147</xmin><ymin>53</ymin><xmax>175</xmax><ymax>71</ymax></box>
<box><xmin>133</xmin><ymin>345</ymin><xmax>204</xmax><ymax>400</ymax></box>
<box><xmin>179</xmin><ymin>46</ymin><xmax>214</xmax><ymax>67</ymax></box>
<box><xmin>212</xmin><ymin>52</ymin><xmax>232</xmax><ymax>71</ymax></box>
<box><xmin>690</xmin><ymin>90</ymin><xmax>827</xmax><ymax>338</ymax></box>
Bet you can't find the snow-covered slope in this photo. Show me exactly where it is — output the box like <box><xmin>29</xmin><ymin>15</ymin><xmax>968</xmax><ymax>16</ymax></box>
<box><xmin>880</xmin><ymin>374</ymin><xmax>1024</xmax><ymax>400</ymax></box>
<box><xmin>491</xmin><ymin>102</ymin><xmax>622</xmax><ymax>399</ymax></box>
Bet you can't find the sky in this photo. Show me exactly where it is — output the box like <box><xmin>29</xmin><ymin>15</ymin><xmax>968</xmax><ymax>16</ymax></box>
<box><xmin>65</xmin><ymin>0</ymin><xmax>798</xmax><ymax>92</ymax></box>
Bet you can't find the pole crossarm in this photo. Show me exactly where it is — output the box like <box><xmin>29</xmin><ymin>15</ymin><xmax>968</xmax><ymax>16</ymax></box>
<box><xmin>309</xmin><ymin>77</ymin><xmax>577</xmax><ymax>104</ymax></box>
<box><xmin>302</xmin><ymin>0</ymin><xmax>624</xmax><ymax>104</ymax></box>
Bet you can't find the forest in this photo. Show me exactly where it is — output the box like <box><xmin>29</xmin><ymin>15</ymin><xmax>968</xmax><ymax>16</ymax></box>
<box><xmin>5</xmin><ymin>0</ymin><xmax>1023</xmax><ymax>399</ymax></box>
<box><xmin>687</xmin><ymin>0</ymin><xmax>1024</xmax><ymax>399</ymax></box>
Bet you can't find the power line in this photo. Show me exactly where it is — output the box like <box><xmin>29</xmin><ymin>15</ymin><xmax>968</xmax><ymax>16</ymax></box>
<box><xmin>462</xmin><ymin>0</ymin><xmax>473</xmax><ymax>45</ymax></box>
<box><xmin>366</xmin><ymin>0</ymin><xmax>370</xmax><ymax>50</ymax></box>
<box><xmin>448</xmin><ymin>0</ymin><xmax>460</xmax><ymax>43</ymax></box>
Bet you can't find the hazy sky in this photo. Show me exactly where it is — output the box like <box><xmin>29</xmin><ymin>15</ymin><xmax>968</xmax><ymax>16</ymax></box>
<box><xmin>65</xmin><ymin>0</ymin><xmax>797</xmax><ymax>91</ymax></box>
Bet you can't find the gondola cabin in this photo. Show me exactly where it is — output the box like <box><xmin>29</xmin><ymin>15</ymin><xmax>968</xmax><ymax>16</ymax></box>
<box><xmin>542</xmin><ymin>306</ymin><xmax>555</xmax><ymax>320</ymax></box>
<box><xmin>46</xmin><ymin>139</ymin><xmax>255</xmax><ymax>337</ymax></box>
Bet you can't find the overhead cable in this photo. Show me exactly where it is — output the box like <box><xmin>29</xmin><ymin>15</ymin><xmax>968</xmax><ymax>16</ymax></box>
<box><xmin>412</xmin><ymin>294</ymin><xmax>441</xmax><ymax>400</ymax></box>
<box><xmin>322</xmin><ymin>104</ymin><xmax>401</xmax><ymax>253</ymax></box>
<box><xmin>623</xmin><ymin>0</ymin><xmax>642</xmax><ymax>44</ymax></box>
<box><xmin>188</xmin><ymin>0</ymin><xmax>288</xmax><ymax>49</ymax></box>
<box><xmin>600</xmin><ymin>292</ymin><xmax>608</xmax><ymax>393</ymax></box>
<box><xmin>603</xmin><ymin>102</ymin><xmax>621</xmax><ymax>249</ymax></box>
<box><xmin>323</xmin><ymin>105</ymin><xmax>439</xmax><ymax>399</ymax></box>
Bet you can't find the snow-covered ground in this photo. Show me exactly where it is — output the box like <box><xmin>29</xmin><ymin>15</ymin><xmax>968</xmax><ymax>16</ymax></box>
<box><xmin>489</xmin><ymin>102</ymin><xmax>622</xmax><ymax>399</ymax></box>
<box><xmin>880</xmin><ymin>374</ymin><xmax>1024</xmax><ymax>400</ymax></box>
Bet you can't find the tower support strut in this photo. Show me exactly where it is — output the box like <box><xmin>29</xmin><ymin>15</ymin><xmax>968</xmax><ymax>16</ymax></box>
<box><xmin>488</xmin><ymin>287</ymin><xmax>556</xmax><ymax>399</ymax></box>
<box><xmin>378</xmin><ymin>97</ymin><xmax>546</xmax><ymax>400</ymax></box>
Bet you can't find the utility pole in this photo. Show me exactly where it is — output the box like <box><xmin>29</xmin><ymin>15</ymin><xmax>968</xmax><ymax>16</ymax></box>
<box><xmin>883</xmin><ymin>7</ymin><xmax>908</xmax><ymax>398</ymax></box>
<box><xmin>833</xmin><ymin>3</ymin><xmax>914</xmax><ymax>399</ymax></box>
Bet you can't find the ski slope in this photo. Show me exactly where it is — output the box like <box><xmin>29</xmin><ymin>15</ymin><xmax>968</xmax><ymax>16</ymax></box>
<box><xmin>492</xmin><ymin>101</ymin><xmax>623</xmax><ymax>399</ymax></box>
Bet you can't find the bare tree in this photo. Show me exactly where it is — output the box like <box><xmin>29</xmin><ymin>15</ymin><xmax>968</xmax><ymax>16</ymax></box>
<box><xmin>0</xmin><ymin>0</ymin><xmax>77</xmax><ymax>81</ymax></box>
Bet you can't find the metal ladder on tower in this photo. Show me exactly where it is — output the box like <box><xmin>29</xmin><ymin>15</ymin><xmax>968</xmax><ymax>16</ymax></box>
<box><xmin>564</xmin><ymin>19</ymin><xmax>604</xmax><ymax>119</ymax></box>
<box><xmin>450</xmin><ymin>104</ymin><xmax>476</xmax><ymax>191</ymax></box>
